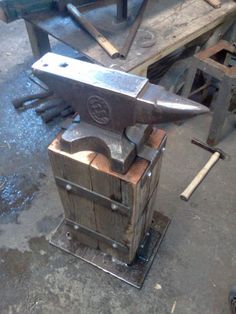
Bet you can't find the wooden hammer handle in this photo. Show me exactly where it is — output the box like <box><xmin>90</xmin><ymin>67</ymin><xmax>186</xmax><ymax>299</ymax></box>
<box><xmin>204</xmin><ymin>0</ymin><xmax>221</xmax><ymax>9</ymax></box>
<box><xmin>67</xmin><ymin>4</ymin><xmax>119</xmax><ymax>59</ymax></box>
<box><xmin>180</xmin><ymin>151</ymin><xmax>220</xmax><ymax>201</ymax></box>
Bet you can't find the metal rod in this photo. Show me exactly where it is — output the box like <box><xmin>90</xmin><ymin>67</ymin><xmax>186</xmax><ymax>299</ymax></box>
<box><xmin>120</xmin><ymin>0</ymin><xmax>149</xmax><ymax>59</ymax></box>
<box><xmin>116</xmin><ymin>0</ymin><xmax>128</xmax><ymax>22</ymax></box>
<box><xmin>12</xmin><ymin>90</ymin><xmax>52</xmax><ymax>109</ymax></box>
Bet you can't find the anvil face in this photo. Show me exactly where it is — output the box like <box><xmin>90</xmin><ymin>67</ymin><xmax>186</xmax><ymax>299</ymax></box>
<box><xmin>32</xmin><ymin>53</ymin><xmax>208</xmax><ymax>133</ymax></box>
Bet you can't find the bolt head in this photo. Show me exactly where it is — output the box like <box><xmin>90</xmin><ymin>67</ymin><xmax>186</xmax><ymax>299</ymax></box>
<box><xmin>66</xmin><ymin>232</ymin><xmax>72</xmax><ymax>240</ymax></box>
<box><xmin>66</xmin><ymin>184</ymin><xmax>72</xmax><ymax>191</ymax></box>
<box><xmin>147</xmin><ymin>171</ymin><xmax>152</xmax><ymax>178</ymax></box>
<box><xmin>112</xmin><ymin>242</ymin><xmax>118</xmax><ymax>249</ymax></box>
<box><xmin>162</xmin><ymin>147</ymin><xmax>166</xmax><ymax>152</ymax></box>
<box><xmin>111</xmin><ymin>203</ymin><xmax>118</xmax><ymax>211</ymax></box>
<box><xmin>146</xmin><ymin>232</ymin><xmax>150</xmax><ymax>237</ymax></box>
<box><xmin>73</xmin><ymin>224</ymin><xmax>79</xmax><ymax>230</ymax></box>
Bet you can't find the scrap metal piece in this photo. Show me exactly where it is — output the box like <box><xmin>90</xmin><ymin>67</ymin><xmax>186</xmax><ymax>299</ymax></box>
<box><xmin>12</xmin><ymin>90</ymin><xmax>53</xmax><ymax>109</ymax></box>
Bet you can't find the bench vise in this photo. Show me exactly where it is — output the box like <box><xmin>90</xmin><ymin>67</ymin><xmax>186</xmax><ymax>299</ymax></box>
<box><xmin>33</xmin><ymin>53</ymin><xmax>208</xmax><ymax>174</ymax></box>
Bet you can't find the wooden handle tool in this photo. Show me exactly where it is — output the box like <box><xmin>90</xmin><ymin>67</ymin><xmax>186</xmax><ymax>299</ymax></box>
<box><xmin>204</xmin><ymin>0</ymin><xmax>221</xmax><ymax>9</ymax></box>
<box><xmin>180</xmin><ymin>138</ymin><xmax>225</xmax><ymax>201</ymax></box>
<box><xmin>67</xmin><ymin>4</ymin><xmax>119</xmax><ymax>59</ymax></box>
<box><xmin>180</xmin><ymin>151</ymin><xmax>220</xmax><ymax>201</ymax></box>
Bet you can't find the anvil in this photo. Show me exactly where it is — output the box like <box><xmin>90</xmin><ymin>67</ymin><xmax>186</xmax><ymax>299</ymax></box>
<box><xmin>32</xmin><ymin>53</ymin><xmax>208</xmax><ymax>174</ymax></box>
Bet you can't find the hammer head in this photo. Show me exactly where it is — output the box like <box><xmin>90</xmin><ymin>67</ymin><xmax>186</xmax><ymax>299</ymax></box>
<box><xmin>191</xmin><ymin>138</ymin><xmax>226</xmax><ymax>159</ymax></box>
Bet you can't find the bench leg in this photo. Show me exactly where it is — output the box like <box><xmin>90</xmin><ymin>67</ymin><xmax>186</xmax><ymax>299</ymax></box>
<box><xmin>181</xmin><ymin>60</ymin><xmax>198</xmax><ymax>98</ymax></box>
<box><xmin>25</xmin><ymin>20</ymin><xmax>51</xmax><ymax>59</ymax></box>
<box><xmin>207</xmin><ymin>77</ymin><xmax>232</xmax><ymax>146</ymax></box>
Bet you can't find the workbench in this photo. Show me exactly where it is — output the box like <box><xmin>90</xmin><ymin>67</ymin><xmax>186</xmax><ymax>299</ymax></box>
<box><xmin>22</xmin><ymin>0</ymin><xmax>236</xmax><ymax>76</ymax></box>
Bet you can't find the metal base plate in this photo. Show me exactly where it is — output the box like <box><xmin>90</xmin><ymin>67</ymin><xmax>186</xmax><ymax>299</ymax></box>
<box><xmin>49</xmin><ymin>211</ymin><xmax>170</xmax><ymax>289</ymax></box>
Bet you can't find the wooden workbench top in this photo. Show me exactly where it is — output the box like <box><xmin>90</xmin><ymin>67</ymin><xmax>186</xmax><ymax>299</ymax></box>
<box><xmin>26</xmin><ymin>0</ymin><xmax>236</xmax><ymax>75</ymax></box>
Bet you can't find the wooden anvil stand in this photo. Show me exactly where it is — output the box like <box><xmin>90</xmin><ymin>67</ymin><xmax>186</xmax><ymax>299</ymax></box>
<box><xmin>48</xmin><ymin>127</ymin><xmax>170</xmax><ymax>288</ymax></box>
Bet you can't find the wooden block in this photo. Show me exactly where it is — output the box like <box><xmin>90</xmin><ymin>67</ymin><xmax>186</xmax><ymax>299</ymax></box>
<box><xmin>48</xmin><ymin>128</ymin><xmax>167</xmax><ymax>263</ymax></box>
<box><xmin>48</xmin><ymin>135</ymin><xmax>98</xmax><ymax>249</ymax></box>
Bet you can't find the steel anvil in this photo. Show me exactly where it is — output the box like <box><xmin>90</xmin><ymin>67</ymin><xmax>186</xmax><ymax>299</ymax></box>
<box><xmin>32</xmin><ymin>53</ymin><xmax>208</xmax><ymax>174</ymax></box>
<box><xmin>34</xmin><ymin>53</ymin><xmax>209</xmax><ymax>285</ymax></box>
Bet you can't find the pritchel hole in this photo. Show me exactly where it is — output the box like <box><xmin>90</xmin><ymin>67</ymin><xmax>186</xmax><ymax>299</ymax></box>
<box><xmin>66</xmin><ymin>232</ymin><xmax>71</xmax><ymax>238</ymax></box>
<box><xmin>60</xmin><ymin>62</ymin><xmax>69</xmax><ymax>68</ymax></box>
<box><xmin>43</xmin><ymin>63</ymin><xmax>48</xmax><ymax>67</ymax></box>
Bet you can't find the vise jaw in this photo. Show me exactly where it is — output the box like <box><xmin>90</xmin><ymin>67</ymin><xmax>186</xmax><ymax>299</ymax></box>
<box><xmin>32</xmin><ymin>53</ymin><xmax>208</xmax><ymax>174</ymax></box>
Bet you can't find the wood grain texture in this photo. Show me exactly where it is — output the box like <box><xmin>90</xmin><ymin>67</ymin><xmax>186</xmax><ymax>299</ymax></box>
<box><xmin>48</xmin><ymin>129</ymin><xmax>166</xmax><ymax>263</ymax></box>
<box><xmin>48</xmin><ymin>135</ymin><xmax>98</xmax><ymax>248</ymax></box>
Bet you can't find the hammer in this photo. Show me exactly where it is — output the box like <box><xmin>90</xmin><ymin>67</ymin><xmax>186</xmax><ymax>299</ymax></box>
<box><xmin>204</xmin><ymin>0</ymin><xmax>221</xmax><ymax>9</ymax></box>
<box><xmin>180</xmin><ymin>138</ymin><xmax>226</xmax><ymax>201</ymax></box>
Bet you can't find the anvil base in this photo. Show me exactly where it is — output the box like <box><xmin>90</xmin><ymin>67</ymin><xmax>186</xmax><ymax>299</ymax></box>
<box><xmin>49</xmin><ymin>211</ymin><xmax>170</xmax><ymax>289</ymax></box>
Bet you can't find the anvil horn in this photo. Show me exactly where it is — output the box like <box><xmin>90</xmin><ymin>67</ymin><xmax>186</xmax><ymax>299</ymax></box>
<box><xmin>136</xmin><ymin>84</ymin><xmax>209</xmax><ymax>125</ymax></box>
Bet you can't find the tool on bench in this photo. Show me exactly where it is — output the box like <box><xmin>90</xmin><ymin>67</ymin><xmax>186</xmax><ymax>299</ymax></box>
<box><xmin>180</xmin><ymin>138</ymin><xmax>226</xmax><ymax>201</ymax></box>
<box><xmin>33</xmin><ymin>52</ymin><xmax>208</xmax><ymax>174</ymax></box>
<box><xmin>54</xmin><ymin>2</ymin><xmax>120</xmax><ymax>59</ymax></box>
<box><xmin>204</xmin><ymin>0</ymin><xmax>221</xmax><ymax>9</ymax></box>
<box><xmin>55</xmin><ymin>1</ymin><xmax>148</xmax><ymax>59</ymax></box>
<box><xmin>67</xmin><ymin>4</ymin><xmax>120</xmax><ymax>59</ymax></box>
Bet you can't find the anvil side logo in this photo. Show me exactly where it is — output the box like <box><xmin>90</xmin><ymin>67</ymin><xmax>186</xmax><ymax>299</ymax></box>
<box><xmin>87</xmin><ymin>95</ymin><xmax>111</xmax><ymax>125</ymax></box>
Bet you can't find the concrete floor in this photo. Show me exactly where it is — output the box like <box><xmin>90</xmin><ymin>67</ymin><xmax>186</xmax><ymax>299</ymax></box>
<box><xmin>0</xmin><ymin>20</ymin><xmax>236</xmax><ymax>314</ymax></box>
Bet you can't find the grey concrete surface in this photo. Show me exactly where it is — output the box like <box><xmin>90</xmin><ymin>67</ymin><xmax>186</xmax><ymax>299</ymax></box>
<box><xmin>0</xmin><ymin>19</ymin><xmax>236</xmax><ymax>314</ymax></box>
